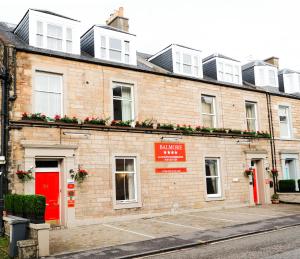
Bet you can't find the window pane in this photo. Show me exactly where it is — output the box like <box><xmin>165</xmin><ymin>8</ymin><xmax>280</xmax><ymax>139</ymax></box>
<box><xmin>205</xmin><ymin>160</ymin><xmax>218</xmax><ymax>176</ymax></box>
<box><xmin>116</xmin><ymin>159</ymin><xmax>124</xmax><ymax>171</ymax></box>
<box><xmin>47</xmin><ymin>37</ymin><xmax>62</xmax><ymax>51</ymax></box>
<box><xmin>176</xmin><ymin>62</ymin><xmax>180</xmax><ymax>72</ymax></box>
<box><xmin>37</xmin><ymin>21</ymin><xmax>43</xmax><ymax>34</ymax></box>
<box><xmin>115</xmin><ymin>173</ymin><xmax>136</xmax><ymax>201</ymax></box>
<box><xmin>225</xmin><ymin>64</ymin><xmax>233</xmax><ymax>74</ymax></box>
<box><xmin>101</xmin><ymin>36</ymin><xmax>106</xmax><ymax>48</ymax></box>
<box><xmin>125</xmin><ymin>41</ymin><xmax>129</xmax><ymax>53</ymax></box>
<box><xmin>66</xmin><ymin>28</ymin><xmax>72</xmax><ymax>40</ymax></box>
<box><xmin>36</xmin><ymin>74</ymin><xmax>48</xmax><ymax>91</ymax></box>
<box><xmin>125</xmin><ymin>54</ymin><xmax>129</xmax><ymax>64</ymax></box>
<box><xmin>247</xmin><ymin>119</ymin><xmax>256</xmax><ymax>132</ymax></box>
<box><xmin>194</xmin><ymin>56</ymin><xmax>198</xmax><ymax>66</ymax></box>
<box><xmin>66</xmin><ymin>41</ymin><xmax>72</xmax><ymax>53</ymax></box>
<box><xmin>201</xmin><ymin>96</ymin><xmax>214</xmax><ymax>114</ymax></box>
<box><xmin>48</xmin><ymin>76</ymin><xmax>62</xmax><ymax>93</ymax></box>
<box><xmin>122</xmin><ymin>86</ymin><xmax>132</xmax><ymax>99</ymax></box>
<box><xmin>113</xmin><ymin>99</ymin><xmax>122</xmax><ymax>120</ymax></box>
<box><xmin>206</xmin><ymin>177</ymin><xmax>219</xmax><ymax>195</ymax></box>
<box><xmin>183</xmin><ymin>54</ymin><xmax>192</xmax><ymax>65</ymax></box>
<box><xmin>109</xmin><ymin>38</ymin><xmax>121</xmax><ymax>50</ymax></box>
<box><xmin>246</xmin><ymin>103</ymin><xmax>255</xmax><ymax>119</ymax></box>
<box><xmin>193</xmin><ymin>66</ymin><xmax>199</xmax><ymax>76</ymax></box>
<box><xmin>203</xmin><ymin>114</ymin><xmax>214</xmax><ymax>128</ymax></box>
<box><xmin>36</xmin><ymin>35</ymin><xmax>43</xmax><ymax>47</ymax></box>
<box><xmin>109</xmin><ymin>49</ymin><xmax>121</xmax><ymax>61</ymax></box>
<box><xmin>101</xmin><ymin>48</ymin><xmax>106</xmax><ymax>59</ymax></box>
<box><xmin>35</xmin><ymin>91</ymin><xmax>48</xmax><ymax>114</ymax></box>
<box><xmin>269</xmin><ymin>70</ymin><xmax>276</xmax><ymax>86</ymax></box>
<box><xmin>125</xmin><ymin>159</ymin><xmax>134</xmax><ymax>171</ymax></box>
<box><xmin>48</xmin><ymin>93</ymin><xmax>61</xmax><ymax>117</ymax></box>
<box><xmin>280</xmin><ymin>123</ymin><xmax>289</xmax><ymax>137</ymax></box>
<box><xmin>122</xmin><ymin>100</ymin><xmax>132</xmax><ymax>121</ymax></box>
<box><xmin>183</xmin><ymin>64</ymin><xmax>192</xmax><ymax>74</ymax></box>
<box><xmin>113</xmin><ymin>86</ymin><xmax>122</xmax><ymax>97</ymax></box>
<box><xmin>47</xmin><ymin>24</ymin><xmax>62</xmax><ymax>38</ymax></box>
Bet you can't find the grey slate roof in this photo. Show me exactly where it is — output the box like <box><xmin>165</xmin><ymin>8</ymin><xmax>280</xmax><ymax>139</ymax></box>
<box><xmin>203</xmin><ymin>53</ymin><xmax>239</xmax><ymax>63</ymax></box>
<box><xmin>242</xmin><ymin>60</ymin><xmax>276</xmax><ymax>70</ymax></box>
<box><xmin>30</xmin><ymin>9</ymin><xmax>80</xmax><ymax>22</ymax></box>
<box><xmin>1</xmin><ymin>21</ymin><xmax>300</xmax><ymax>100</ymax></box>
<box><xmin>279</xmin><ymin>68</ymin><xmax>300</xmax><ymax>75</ymax></box>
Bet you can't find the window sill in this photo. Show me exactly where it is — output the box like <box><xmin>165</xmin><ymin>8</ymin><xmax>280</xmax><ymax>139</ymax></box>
<box><xmin>205</xmin><ymin>196</ymin><xmax>225</xmax><ymax>202</ymax></box>
<box><xmin>114</xmin><ymin>201</ymin><xmax>142</xmax><ymax>210</ymax></box>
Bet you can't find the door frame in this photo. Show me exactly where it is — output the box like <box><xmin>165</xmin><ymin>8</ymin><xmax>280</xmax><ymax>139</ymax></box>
<box><xmin>22</xmin><ymin>143</ymin><xmax>77</xmax><ymax>226</ymax></box>
<box><xmin>35</xmin><ymin>165</ymin><xmax>61</xmax><ymax>223</ymax></box>
<box><xmin>245</xmin><ymin>150</ymin><xmax>271</xmax><ymax>205</ymax></box>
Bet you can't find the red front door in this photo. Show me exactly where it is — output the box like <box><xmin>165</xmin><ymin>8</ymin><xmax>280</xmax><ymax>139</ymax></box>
<box><xmin>35</xmin><ymin>172</ymin><xmax>60</xmax><ymax>221</ymax></box>
<box><xmin>252</xmin><ymin>168</ymin><xmax>258</xmax><ymax>205</ymax></box>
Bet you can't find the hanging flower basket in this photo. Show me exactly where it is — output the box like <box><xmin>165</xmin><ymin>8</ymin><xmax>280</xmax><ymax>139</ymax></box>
<box><xmin>244</xmin><ymin>168</ymin><xmax>253</xmax><ymax>177</ymax></box>
<box><xmin>70</xmin><ymin>168</ymin><xmax>88</xmax><ymax>184</ymax></box>
<box><xmin>16</xmin><ymin>168</ymin><xmax>34</xmax><ymax>182</ymax></box>
<box><xmin>271</xmin><ymin>168</ymin><xmax>278</xmax><ymax>177</ymax></box>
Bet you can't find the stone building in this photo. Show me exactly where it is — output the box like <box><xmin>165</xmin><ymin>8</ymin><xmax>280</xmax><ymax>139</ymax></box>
<box><xmin>0</xmin><ymin>8</ymin><xmax>299</xmax><ymax>226</ymax></box>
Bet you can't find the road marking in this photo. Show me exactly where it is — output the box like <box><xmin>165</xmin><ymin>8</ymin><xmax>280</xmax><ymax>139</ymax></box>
<box><xmin>102</xmin><ymin>223</ymin><xmax>155</xmax><ymax>238</ymax></box>
<box><xmin>185</xmin><ymin>213</ymin><xmax>241</xmax><ymax>222</ymax></box>
<box><xmin>219</xmin><ymin>211</ymin><xmax>281</xmax><ymax>218</ymax></box>
<box><xmin>149</xmin><ymin>219</ymin><xmax>205</xmax><ymax>230</ymax></box>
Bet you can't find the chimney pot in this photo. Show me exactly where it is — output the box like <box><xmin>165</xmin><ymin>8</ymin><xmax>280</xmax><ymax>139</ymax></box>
<box><xmin>264</xmin><ymin>57</ymin><xmax>279</xmax><ymax>69</ymax></box>
<box><xmin>106</xmin><ymin>7</ymin><xmax>129</xmax><ymax>32</ymax></box>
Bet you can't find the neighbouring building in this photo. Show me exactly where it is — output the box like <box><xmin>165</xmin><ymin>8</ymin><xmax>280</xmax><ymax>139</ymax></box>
<box><xmin>0</xmin><ymin>7</ymin><xmax>300</xmax><ymax>227</ymax></box>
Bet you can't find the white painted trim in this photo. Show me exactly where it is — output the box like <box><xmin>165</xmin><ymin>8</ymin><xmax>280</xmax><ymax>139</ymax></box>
<box><xmin>203</xmin><ymin>157</ymin><xmax>222</xmax><ymax>199</ymax></box>
<box><xmin>278</xmin><ymin>104</ymin><xmax>293</xmax><ymax>139</ymax></box>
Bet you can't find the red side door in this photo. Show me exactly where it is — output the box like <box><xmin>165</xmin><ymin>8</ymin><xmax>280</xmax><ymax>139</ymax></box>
<box><xmin>252</xmin><ymin>168</ymin><xmax>258</xmax><ymax>205</ymax></box>
<box><xmin>35</xmin><ymin>172</ymin><xmax>60</xmax><ymax>221</ymax></box>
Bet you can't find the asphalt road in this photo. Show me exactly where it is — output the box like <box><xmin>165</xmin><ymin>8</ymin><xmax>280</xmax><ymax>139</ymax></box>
<box><xmin>142</xmin><ymin>226</ymin><xmax>300</xmax><ymax>259</ymax></box>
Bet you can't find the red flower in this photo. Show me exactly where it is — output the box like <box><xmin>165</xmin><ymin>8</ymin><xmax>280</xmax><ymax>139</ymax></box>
<box><xmin>54</xmin><ymin>115</ymin><xmax>61</xmax><ymax>120</ymax></box>
<box><xmin>22</xmin><ymin>112</ymin><xmax>28</xmax><ymax>118</ymax></box>
<box><xmin>84</xmin><ymin>117</ymin><xmax>89</xmax><ymax>122</ymax></box>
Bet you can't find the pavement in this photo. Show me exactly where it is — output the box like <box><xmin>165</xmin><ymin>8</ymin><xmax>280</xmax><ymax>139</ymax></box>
<box><xmin>48</xmin><ymin>204</ymin><xmax>300</xmax><ymax>258</ymax></box>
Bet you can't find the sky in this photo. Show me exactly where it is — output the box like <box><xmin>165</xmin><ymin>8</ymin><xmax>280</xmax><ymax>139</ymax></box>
<box><xmin>1</xmin><ymin>0</ymin><xmax>300</xmax><ymax>70</ymax></box>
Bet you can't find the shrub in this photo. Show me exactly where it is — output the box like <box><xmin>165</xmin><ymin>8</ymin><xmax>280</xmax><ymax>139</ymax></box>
<box><xmin>4</xmin><ymin>194</ymin><xmax>46</xmax><ymax>223</ymax></box>
<box><xmin>22</xmin><ymin>112</ymin><xmax>47</xmax><ymax>122</ymax></box>
<box><xmin>135</xmin><ymin>119</ymin><xmax>154</xmax><ymax>128</ymax></box>
<box><xmin>4</xmin><ymin>194</ymin><xmax>15</xmax><ymax>214</ymax></box>
<box><xmin>279</xmin><ymin>179</ymin><xmax>296</xmax><ymax>192</ymax></box>
<box><xmin>13</xmin><ymin>195</ymin><xmax>24</xmax><ymax>216</ymax></box>
<box><xmin>111</xmin><ymin>120</ymin><xmax>132</xmax><ymax>127</ymax></box>
<box><xmin>157</xmin><ymin>123</ymin><xmax>174</xmax><ymax>130</ymax></box>
<box><xmin>33</xmin><ymin>195</ymin><xmax>46</xmax><ymax>218</ymax></box>
<box><xmin>55</xmin><ymin>115</ymin><xmax>78</xmax><ymax>124</ymax></box>
<box><xmin>84</xmin><ymin>117</ymin><xmax>108</xmax><ymax>125</ymax></box>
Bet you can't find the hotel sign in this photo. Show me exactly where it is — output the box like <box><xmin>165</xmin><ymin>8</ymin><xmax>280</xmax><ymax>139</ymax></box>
<box><xmin>155</xmin><ymin>143</ymin><xmax>186</xmax><ymax>162</ymax></box>
<box><xmin>155</xmin><ymin>168</ymin><xmax>187</xmax><ymax>173</ymax></box>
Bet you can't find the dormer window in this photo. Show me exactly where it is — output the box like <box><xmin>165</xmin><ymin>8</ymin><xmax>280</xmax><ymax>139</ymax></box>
<box><xmin>278</xmin><ymin>69</ymin><xmax>300</xmax><ymax>93</ymax></box>
<box><xmin>14</xmin><ymin>9</ymin><xmax>81</xmax><ymax>55</ymax></box>
<box><xmin>81</xmin><ymin>25</ymin><xmax>137</xmax><ymax>66</ymax></box>
<box><xmin>203</xmin><ymin>54</ymin><xmax>242</xmax><ymax>85</ymax></box>
<box><xmin>148</xmin><ymin>44</ymin><xmax>203</xmax><ymax>78</ymax></box>
<box><xmin>254</xmin><ymin>66</ymin><xmax>278</xmax><ymax>87</ymax></box>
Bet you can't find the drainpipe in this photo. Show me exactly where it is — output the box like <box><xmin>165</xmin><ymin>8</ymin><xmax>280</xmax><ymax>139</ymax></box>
<box><xmin>266</xmin><ymin>93</ymin><xmax>277</xmax><ymax>193</ymax></box>
<box><xmin>0</xmin><ymin>43</ymin><xmax>10</xmax><ymax>236</ymax></box>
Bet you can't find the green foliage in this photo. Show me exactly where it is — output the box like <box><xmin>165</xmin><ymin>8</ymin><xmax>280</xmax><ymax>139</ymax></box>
<box><xmin>111</xmin><ymin>120</ymin><xmax>132</xmax><ymax>127</ymax></box>
<box><xmin>4</xmin><ymin>194</ymin><xmax>15</xmax><ymax>213</ymax></box>
<box><xmin>13</xmin><ymin>195</ymin><xmax>24</xmax><ymax>215</ymax></box>
<box><xmin>157</xmin><ymin>123</ymin><xmax>174</xmax><ymax>130</ymax></box>
<box><xmin>4</xmin><ymin>194</ymin><xmax>46</xmax><ymax>220</ymax></box>
<box><xmin>84</xmin><ymin>117</ymin><xmax>109</xmax><ymax>125</ymax></box>
<box><xmin>279</xmin><ymin>179</ymin><xmax>296</xmax><ymax>192</ymax></box>
<box><xmin>55</xmin><ymin>115</ymin><xmax>78</xmax><ymax>124</ymax></box>
<box><xmin>22</xmin><ymin>112</ymin><xmax>47</xmax><ymax>122</ymax></box>
<box><xmin>271</xmin><ymin>193</ymin><xmax>279</xmax><ymax>200</ymax></box>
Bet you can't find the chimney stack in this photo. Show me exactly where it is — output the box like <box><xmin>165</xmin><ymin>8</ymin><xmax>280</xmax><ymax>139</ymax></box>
<box><xmin>106</xmin><ymin>7</ymin><xmax>129</xmax><ymax>32</ymax></box>
<box><xmin>264</xmin><ymin>56</ymin><xmax>279</xmax><ymax>69</ymax></box>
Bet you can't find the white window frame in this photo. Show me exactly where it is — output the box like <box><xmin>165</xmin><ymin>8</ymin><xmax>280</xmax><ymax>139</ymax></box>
<box><xmin>254</xmin><ymin>66</ymin><xmax>278</xmax><ymax>87</ymax></box>
<box><xmin>278</xmin><ymin>105</ymin><xmax>292</xmax><ymax>139</ymax></box>
<box><xmin>36</xmin><ymin>21</ymin><xmax>44</xmax><ymax>47</ymax></box>
<box><xmin>112</xmin><ymin>82</ymin><xmax>134</xmax><ymax>121</ymax></box>
<box><xmin>205</xmin><ymin>158</ymin><xmax>222</xmax><ymax>198</ymax></box>
<box><xmin>113</xmin><ymin>156</ymin><xmax>137</xmax><ymax>204</ymax></box>
<box><xmin>112</xmin><ymin>155</ymin><xmax>141</xmax><ymax>210</ymax></box>
<box><xmin>201</xmin><ymin>95</ymin><xmax>216</xmax><ymax>128</ymax></box>
<box><xmin>66</xmin><ymin>27</ymin><xmax>72</xmax><ymax>53</ymax></box>
<box><xmin>245</xmin><ymin>101</ymin><xmax>258</xmax><ymax>132</ymax></box>
<box><xmin>34</xmin><ymin>71</ymin><xmax>63</xmax><ymax>117</ymax></box>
